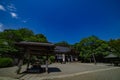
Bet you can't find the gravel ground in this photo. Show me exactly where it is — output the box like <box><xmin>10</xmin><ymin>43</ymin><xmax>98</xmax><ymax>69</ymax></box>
<box><xmin>0</xmin><ymin>63</ymin><xmax>119</xmax><ymax>80</ymax></box>
<box><xmin>50</xmin><ymin>67</ymin><xmax>120</xmax><ymax>80</ymax></box>
<box><xmin>0</xmin><ymin>65</ymin><xmax>26</xmax><ymax>78</ymax></box>
<box><xmin>20</xmin><ymin>63</ymin><xmax>117</xmax><ymax>80</ymax></box>
<box><xmin>0</xmin><ymin>77</ymin><xmax>18</xmax><ymax>80</ymax></box>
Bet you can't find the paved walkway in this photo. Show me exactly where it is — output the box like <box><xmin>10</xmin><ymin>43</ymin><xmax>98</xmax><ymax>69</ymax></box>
<box><xmin>0</xmin><ymin>63</ymin><xmax>119</xmax><ymax>80</ymax></box>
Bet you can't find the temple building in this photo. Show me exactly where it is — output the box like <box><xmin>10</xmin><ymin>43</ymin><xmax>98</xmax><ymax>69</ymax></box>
<box><xmin>54</xmin><ymin>46</ymin><xmax>79</xmax><ymax>63</ymax></box>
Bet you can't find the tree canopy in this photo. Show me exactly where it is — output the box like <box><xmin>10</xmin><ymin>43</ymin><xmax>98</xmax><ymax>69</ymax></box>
<box><xmin>0</xmin><ymin>28</ymin><xmax>120</xmax><ymax>63</ymax></box>
<box><xmin>109</xmin><ymin>39</ymin><xmax>120</xmax><ymax>57</ymax></box>
<box><xmin>0</xmin><ymin>28</ymin><xmax>48</xmax><ymax>57</ymax></box>
<box><xmin>55</xmin><ymin>41</ymin><xmax>70</xmax><ymax>47</ymax></box>
<box><xmin>73</xmin><ymin>36</ymin><xmax>111</xmax><ymax>62</ymax></box>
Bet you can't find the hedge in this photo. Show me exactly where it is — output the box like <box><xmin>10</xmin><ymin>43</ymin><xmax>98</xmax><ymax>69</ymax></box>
<box><xmin>0</xmin><ymin>57</ymin><xmax>13</xmax><ymax>68</ymax></box>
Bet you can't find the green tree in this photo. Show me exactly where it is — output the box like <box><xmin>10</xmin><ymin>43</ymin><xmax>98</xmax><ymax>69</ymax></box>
<box><xmin>35</xmin><ymin>34</ymin><xmax>48</xmax><ymax>42</ymax></box>
<box><xmin>109</xmin><ymin>39</ymin><xmax>120</xmax><ymax>57</ymax></box>
<box><xmin>0</xmin><ymin>28</ymin><xmax>48</xmax><ymax>59</ymax></box>
<box><xmin>55</xmin><ymin>41</ymin><xmax>70</xmax><ymax>47</ymax></box>
<box><xmin>0</xmin><ymin>29</ymin><xmax>23</xmax><ymax>42</ymax></box>
<box><xmin>18</xmin><ymin>28</ymin><xmax>34</xmax><ymax>40</ymax></box>
<box><xmin>0</xmin><ymin>39</ymin><xmax>18</xmax><ymax>57</ymax></box>
<box><xmin>24</xmin><ymin>34</ymin><xmax>48</xmax><ymax>42</ymax></box>
<box><xmin>74</xmin><ymin>36</ymin><xmax>110</xmax><ymax>63</ymax></box>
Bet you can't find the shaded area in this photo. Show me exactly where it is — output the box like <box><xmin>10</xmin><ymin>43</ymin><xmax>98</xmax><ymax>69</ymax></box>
<box><xmin>23</xmin><ymin>67</ymin><xmax>45</xmax><ymax>74</ymax></box>
<box><xmin>48</xmin><ymin>67</ymin><xmax>61</xmax><ymax>73</ymax></box>
<box><xmin>23</xmin><ymin>67</ymin><xmax>61</xmax><ymax>74</ymax></box>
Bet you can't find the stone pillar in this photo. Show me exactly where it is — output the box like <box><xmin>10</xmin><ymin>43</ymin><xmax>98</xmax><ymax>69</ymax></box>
<box><xmin>26</xmin><ymin>54</ymin><xmax>30</xmax><ymax>71</ymax></box>
<box><xmin>45</xmin><ymin>60</ymin><xmax>48</xmax><ymax>73</ymax></box>
<box><xmin>45</xmin><ymin>54</ymin><xmax>49</xmax><ymax>73</ymax></box>
<box><xmin>17</xmin><ymin>59</ymin><xmax>23</xmax><ymax>74</ymax></box>
<box><xmin>70</xmin><ymin>55</ymin><xmax>73</xmax><ymax>62</ymax></box>
<box><xmin>62</xmin><ymin>54</ymin><xmax>65</xmax><ymax>63</ymax></box>
<box><xmin>26</xmin><ymin>49</ymin><xmax>31</xmax><ymax>71</ymax></box>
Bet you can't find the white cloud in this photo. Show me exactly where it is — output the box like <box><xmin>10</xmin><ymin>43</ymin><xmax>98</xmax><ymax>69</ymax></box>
<box><xmin>0</xmin><ymin>4</ymin><xmax>18</xmax><ymax>19</ymax></box>
<box><xmin>7</xmin><ymin>4</ymin><xmax>16</xmax><ymax>11</ymax></box>
<box><xmin>10</xmin><ymin>12</ymin><xmax>18</xmax><ymax>18</ymax></box>
<box><xmin>22</xmin><ymin>20</ymin><xmax>27</xmax><ymax>23</ymax></box>
<box><xmin>22</xmin><ymin>18</ymin><xmax>31</xmax><ymax>23</ymax></box>
<box><xmin>8</xmin><ymin>4</ymin><xmax>18</xmax><ymax>19</ymax></box>
<box><xmin>0</xmin><ymin>5</ymin><xmax>6</xmax><ymax>11</ymax></box>
<box><xmin>0</xmin><ymin>23</ymin><xmax>4</xmax><ymax>32</ymax></box>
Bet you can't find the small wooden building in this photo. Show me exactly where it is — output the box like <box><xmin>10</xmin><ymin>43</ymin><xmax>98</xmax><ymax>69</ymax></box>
<box><xmin>15</xmin><ymin>41</ymin><xmax>55</xmax><ymax>73</ymax></box>
<box><xmin>105</xmin><ymin>54</ymin><xmax>120</xmax><ymax>66</ymax></box>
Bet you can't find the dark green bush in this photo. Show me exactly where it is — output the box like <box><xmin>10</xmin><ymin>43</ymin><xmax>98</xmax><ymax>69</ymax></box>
<box><xmin>0</xmin><ymin>57</ymin><xmax>13</xmax><ymax>68</ymax></box>
<box><xmin>49</xmin><ymin>56</ymin><xmax>55</xmax><ymax>63</ymax></box>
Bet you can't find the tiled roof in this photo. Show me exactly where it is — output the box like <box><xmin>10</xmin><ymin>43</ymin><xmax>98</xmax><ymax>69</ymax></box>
<box><xmin>105</xmin><ymin>54</ymin><xmax>118</xmax><ymax>58</ymax></box>
<box><xmin>55</xmin><ymin>46</ymin><xmax>71</xmax><ymax>53</ymax></box>
<box><xmin>15</xmin><ymin>41</ymin><xmax>54</xmax><ymax>47</ymax></box>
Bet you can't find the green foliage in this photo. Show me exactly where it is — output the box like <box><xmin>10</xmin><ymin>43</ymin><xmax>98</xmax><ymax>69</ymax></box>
<box><xmin>19</xmin><ymin>28</ymin><xmax>34</xmax><ymax>39</ymax></box>
<box><xmin>0</xmin><ymin>28</ymin><xmax>48</xmax><ymax>59</ymax></box>
<box><xmin>49</xmin><ymin>56</ymin><xmax>55</xmax><ymax>63</ymax></box>
<box><xmin>24</xmin><ymin>34</ymin><xmax>48</xmax><ymax>42</ymax></box>
<box><xmin>0</xmin><ymin>29</ymin><xmax>23</xmax><ymax>42</ymax></box>
<box><xmin>55</xmin><ymin>41</ymin><xmax>70</xmax><ymax>47</ymax></box>
<box><xmin>0</xmin><ymin>39</ymin><xmax>18</xmax><ymax>56</ymax></box>
<box><xmin>0</xmin><ymin>58</ymin><xmax>13</xmax><ymax>68</ymax></box>
<box><xmin>0</xmin><ymin>28</ymin><xmax>47</xmax><ymax>43</ymax></box>
<box><xmin>109</xmin><ymin>39</ymin><xmax>120</xmax><ymax>57</ymax></box>
<box><xmin>74</xmin><ymin>36</ymin><xmax>110</xmax><ymax>62</ymax></box>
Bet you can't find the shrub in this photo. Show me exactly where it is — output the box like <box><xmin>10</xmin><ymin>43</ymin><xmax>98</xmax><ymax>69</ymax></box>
<box><xmin>0</xmin><ymin>57</ymin><xmax>13</xmax><ymax>68</ymax></box>
<box><xmin>49</xmin><ymin>56</ymin><xmax>55</xmax><ymax>63</ymax></box>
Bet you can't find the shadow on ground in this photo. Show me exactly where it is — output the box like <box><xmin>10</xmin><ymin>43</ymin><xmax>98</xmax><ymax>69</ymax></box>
<box><xmin>23</xmin><ymin>67</ymin><xmax>61</xmax><ymax>74</ymax></box>
<box><xmin>48</xmin><ymin>67</ymin><xmax>61</xmax><ymax>73</ymax></box>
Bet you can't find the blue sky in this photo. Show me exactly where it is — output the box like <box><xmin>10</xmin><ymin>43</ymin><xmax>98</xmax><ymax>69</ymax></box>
<box><xmin>0</xmin><ymin>0</ymin><xmax>120</xmax><ymax>44</ymax></box>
